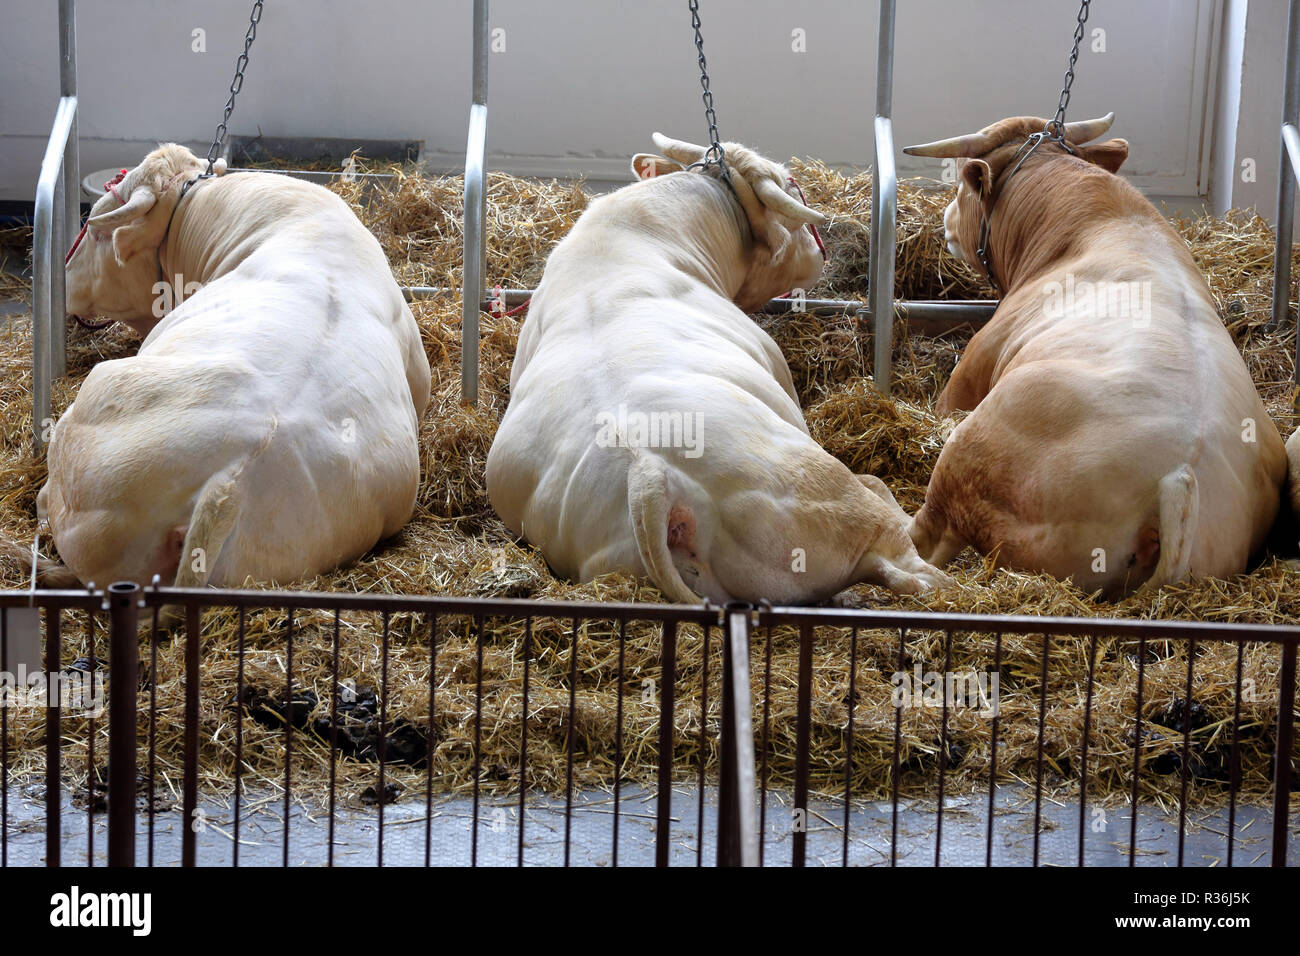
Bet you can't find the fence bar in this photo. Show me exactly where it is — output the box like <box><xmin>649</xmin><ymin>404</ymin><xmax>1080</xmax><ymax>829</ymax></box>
<box><xmin>792</xmin><ymin>621</ymin><xmax>814</xmax><ymax>867</ymax></box>
<box><xmin>461</xmin><ymin>0</ymin><xmax>489</xmax><ymax>404</ymax></box>
<box><xmin>107</xmin><ymin>582</ymin><xmax>138</xmax><ymax>867</ymax></box>
<box><xmin>1276</xmin><ymin>0</ymin><xmax>1300</xmax><ymax>369</ymax></box>
<box><xmin>655</xmin><ymin>620</ymin><xmax>677</xmax><ymax>867</ymax></box>
<box><xmin>182</xmin><ymin>603</ymin><xmax>200</xmax><ymax>866</ymax></box>
<box><xmin>44</xmin><ymin>607</ymin><xmax>62</xmax><ymax>866</ymax></box>
<box><xmin>718</xmin><ymin>606</ymin><xmax>758</xmax><ymax>867</ymax></box>
<box><xmin>869</xmin><ymin>0</ymin><xmax>897</xmax><ymax>394</ymax></box>
<box><xmin>1272</xmin><ymin>641</ymin><xmax>1296</xmax><ymax>866</ymax></box>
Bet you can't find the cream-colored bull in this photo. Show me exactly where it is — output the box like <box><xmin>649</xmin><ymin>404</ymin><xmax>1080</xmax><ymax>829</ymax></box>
<box><xmin>35</xmin><ymin>143</ymin><xmax>431</xmax><ymax>590</ymax></box>
<box><xmin>485</xmin><ymin>134</ymin><xmax>946</xmax><ymax>603</ymax></box>
<box><xmin>903</xmin><ymin>114</ymin><xmax>1285</xmax><ymax>597</ymax></box>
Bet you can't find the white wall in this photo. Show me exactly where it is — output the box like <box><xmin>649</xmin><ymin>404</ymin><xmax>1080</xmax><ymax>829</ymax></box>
<box><xmin>0</xmin><ymin>0</ymin><xmax>1289</xmax><ymax>218</ymax></box>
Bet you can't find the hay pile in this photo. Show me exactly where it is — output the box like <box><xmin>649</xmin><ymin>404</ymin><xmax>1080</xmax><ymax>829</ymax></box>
<box><xmin>1</xmin><ymin>159</ymin><xmax>1297</xmax><ymax>817</ymax></box>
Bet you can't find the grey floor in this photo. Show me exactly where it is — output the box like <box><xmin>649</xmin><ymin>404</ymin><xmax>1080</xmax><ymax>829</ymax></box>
<box><xmin>2</xmin><ymin>781</ymin><xmax>1294</xmax><ymax>867</ymax></box>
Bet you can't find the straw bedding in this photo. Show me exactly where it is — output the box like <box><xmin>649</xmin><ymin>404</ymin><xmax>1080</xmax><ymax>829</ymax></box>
<box><xmin>0</xmin><ymin>161</ymin><xmax>1297</xmax><ymax>818</ymax></box>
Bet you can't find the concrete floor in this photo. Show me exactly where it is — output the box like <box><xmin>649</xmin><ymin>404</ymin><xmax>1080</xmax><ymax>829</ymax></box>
<box><xmin>2</xmin><ymin>782</ymin><xmax>1294</xmax><ymax>867</ymax></box>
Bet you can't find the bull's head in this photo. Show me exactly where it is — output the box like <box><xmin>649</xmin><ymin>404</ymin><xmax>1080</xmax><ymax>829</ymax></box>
<box><xmin>631</xmin><ymin>133</ymin><xmax>828</xmax><ymax>312</ymax></box>
<box><xmin>903</xmin><ymin>114</ymin><xmax>1128</xmax><ymax>274</ymax></box>
<box><xmin>65</xmin><ymin>143</ymin><xmax>213</xmax><ymax>336</ymax></box>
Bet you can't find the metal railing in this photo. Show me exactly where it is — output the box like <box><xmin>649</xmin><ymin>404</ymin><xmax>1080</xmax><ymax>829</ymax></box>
<box><xmin>1276</xmin><ymin>0</ymin><xmax>1300</xmax><ymax>387</ymax></box>
<box><xmin>2</xmin><ymin>583</ymin><xmax>1295</xmax><ymax>867</ymax></box>
<box><xmin>462</xmin><ymin>0</ymin><xmax>489</xmax><ymax>405</ymax></box>
<box><xmin>30</xmin><ymin>0</ymin><xmax>79</xmax><ymax>454</ymax></box>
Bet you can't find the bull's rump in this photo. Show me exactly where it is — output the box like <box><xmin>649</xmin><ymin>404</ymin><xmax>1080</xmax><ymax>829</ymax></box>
<box><xmin>46</xmin><ymin>296</ymin><xmax>421</xmax><ymax>586</ymax></box>
<box><xmin>922</xmin><ymin>350</ymin><xmax>1283</xmax><ymax>594</ymax></box>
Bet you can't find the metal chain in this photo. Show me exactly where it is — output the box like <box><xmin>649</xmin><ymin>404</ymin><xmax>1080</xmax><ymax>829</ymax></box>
<box><xmin>688</xmin><ymin>0</ymin><xmax>732</xmax><ymax>187</ymax></box>
<box><xmin>202</xmin><ymin>0</ymin><xmax>265</xmax><ymax>176</ymax></box>
<box><xmin>1044</xmin><ymin>0</ymin><xmax>1091</xmax><ymax>142</ymax></box>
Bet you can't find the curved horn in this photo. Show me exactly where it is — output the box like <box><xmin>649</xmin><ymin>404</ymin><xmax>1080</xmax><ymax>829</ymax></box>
<box><xmin>753</xmin><ymin>177</ymin><xmax>827</xmax><ymax>225</ymax></box>
<box><xmin>651</xmin><ymin>132</ymin><xmax>707</xmax><ymax>164</ymax></box>
<box><xmin>88</xmin><ymin>186</ymin><xmax>157</xmax><ymax>229</ymax></box>
<box><xmin>1063</xmin><ymin>111</ymin><xmax>1116</xmax><ymax>145</ymax></box>
<box><xmin>902</xmin><ymin>131</ymin><xmax>998</xmax><ymax>159</ymax></box>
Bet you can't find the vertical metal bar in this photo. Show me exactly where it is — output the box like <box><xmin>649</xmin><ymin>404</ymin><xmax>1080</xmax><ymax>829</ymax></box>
<box><xmin>60</xmin><ymin>0</ymin><xmax>80</xmax><ymax>290</ymax></box>
<box><xmin>792</xmin><ymin>621</ymin><xmax>813</xmax><ymax>868</ymax></box>
<box><xmin>44</xmin><ymin>607</ymin><xmax>62</xmax><ymax>866</ymax></box>
<box><xmin>86</xmin><ymin>609</ymin><xmax>95</xmax><ymax>866</ymax></box>
<box><xmin>328</xmin><ymin>609</ymin><xmax>339</xmax><ymax>868</ymax></box>
<box><xmin>1271</xmin><ymin>641</ymin><xmax>1297</xmax><ymax>867</ymax></box>
<box><xmin>146</xmin><ymin>605</ymin><xmax>158</xmax><ymax>866</ymax></box>
<box><xmin>563</xmin><ymin>617</ymin><xmax>578</xmax><ymax>866</ymax></box>
<box><xmin>1227</xmin><ymin>641</ymin><xmax>1244</xmax><ymax>867</ymax></box>
<box><xmin>611</xmin><ymin>617</ymin><xmax>624</xmax><ymax>868</ymax></box>
<box><xmin>425</xmin><ymin>614</ymin><xmax>438</xmax><ymax>867</ymax></box>
<box><xmin>697</xmin><ymin>619</ymin><xmax>709</xmax><ymax>866</ymax></box>
<box><xmin>890</xmin><ymin>627</ymin><xmax>906</xmax><ymax>866</ymax></box>
<box><xmin>1275</xmin><ymin>0</ymin><xmax>1300</xmax><ymax>357</ymax></box>
<box><xmin>985</xmin><ymin>632</ymin><xmax>1002</xmax><ymax>866</ymax></box>
<box><xmin>1032</xmin><ymin>634</ymin><xmax>1050</xmax><ymax>867</ymax></box>
<box><xmin>842</xmin><ymin>626</ymin><xmax>859</xmax><ymax>867</ymax></box>
<box><xmin>718</xmin><ymin>606</ymin><xmax>757</xmax><ymax>867</ymax></box>
<box><xmin>1</xmin><ymin>607</ymin><xmax>8</xmax><ymax>867</ymax></box>
<box><xmin>182</xmin><ymin>602</ymin><xmax>199</xmax><ymax>867</ymax></box>
<box><xmin>51</xmin><ymin>172</ymin><xmax>67</xmax><ymax>379</ymax></box>
<box><xmin>870</xmin><ymin>0</ymin><xmax>897</xmax><ymax>395</ymax></box>
<box><xmin>935</xmin><ymin>629</ymin><xmax>953</xmax><ymax>866</ymax></box>
<box><xmin>282</xmin><ymin>608</ymin><xmax>294</xmax><ymax>868</ymax></box>
<box><xmin>758</xmin><ymin>617</ymin><xmax>772</xmax><ymax>866</ymax></box>
<box><xmin>519</xmin><ymin>616</ymin><xmax>532</xmax><ymax>867</ymax></box>
<box><xmin>1130</xmin><ymin>637</ymin><xmax>1147</xmax><ymax>867</ymax></box>
<box><xmin>461</xmin><ymin>0</ymin><xmax>490</xmax><ymax>403</ymax></box>
<box><xmin>1177</xmin><ymin>638</ymin><xmax>1197</xmax><ymax>866</ymax></box>
<box><xmin>1078</xmin><ymin>635</ymin><xmax>1098</xmax><ymax>867</ymax></box>
<box><xmin>107</xmin><ymin>582</ymin><xmax>139</xmax><ymax>867</ymax></box>
<box><xmin>472</xmin><ymin>614</ymin><xmax>484</xmax><ymax>866</ymax></box>
<box><xmin>33</xmin><ymin>168</ymin><xmax>52</xmax><ymax>454</ymax></box>
<box><xmin>655</xmin><ymin>620</ymin><xmax>677</xmax><ymax>868</ymax></box>
<box><xmin>233</xmin><ymin>607</ymin><xmax>245</xmax><ymax>867</ymax></box>
<box><xmin>379</xmin><ymin>610</ymin><xmax>390</xmax><ymax>867</ymax></box>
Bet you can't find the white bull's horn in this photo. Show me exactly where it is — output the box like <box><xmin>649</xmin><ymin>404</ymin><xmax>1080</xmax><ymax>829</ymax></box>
<box><xmin>1063</xmin><ymin>111</ymin><xmax>1116</xmax><ymax>145</ymax></box>
<box><xmin>754</xmin><ymin>177</ymin><xmax>827</xmax><ymax>225</ymax></box>
<box><xmin>651</xmin><ymin>132</ymin><xmax>707</xmax><ymax>164</ymax></box>
<box><xmin>902</xmin><ymin>131</ymin><xmax>998</xmax><ymax>159</ymax></box>
<box><xmin>87</xmin><ymin>186</ymin><xmax>157</xmax><ymax>228</ymax></box>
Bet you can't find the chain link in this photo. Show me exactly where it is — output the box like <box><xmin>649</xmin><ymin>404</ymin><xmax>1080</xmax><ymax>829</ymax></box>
<box><xmin>202</xmin><ymin>0</ymin><xmax>265</xmax><ymax>176</ymax></box>
<box><xmin>687</xmin><ymin>0</ymin><xmax>732</xmax><ymax>187</ymax></box>
<box><xmin>1044</xmin><ymin>0</ymin><xmax>1091</xmax><ymax>142</ymax></box>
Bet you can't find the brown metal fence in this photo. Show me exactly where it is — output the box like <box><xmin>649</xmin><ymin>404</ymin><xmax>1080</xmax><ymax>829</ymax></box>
<box><xmin>0</xmin><ymin>584</ymin><xmax>1296</xmax><ymax>866</ymax></box>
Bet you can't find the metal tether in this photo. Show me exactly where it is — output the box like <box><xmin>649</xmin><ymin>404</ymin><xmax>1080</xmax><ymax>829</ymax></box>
<box><xmin>687</xmin><ymin>0</ymin><xmax>733</xmax><ymax>190</ymax></box>
<box><xmin>977</xmin><ymin>0</ymin><xmax>1092</xmax><ymax>291</ymax></box>
<box><xmin>199</xmin><ymin>0</ymin><xmax>264</xmax><ymax>179</ymax></box>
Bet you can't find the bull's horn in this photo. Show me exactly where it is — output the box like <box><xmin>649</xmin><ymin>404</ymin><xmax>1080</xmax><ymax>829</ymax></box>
<box><xmin>87</xmin><ymin>186</ymin><xmax>157</xmax><ymax>229</ymax></box>
<box><xmin>651</xmin><ymin>132</ymin><xmax>707</xmax><ymax>164</ymax></box>
<box><xmin>754</xmin><ymin>176</ymin><xmax>827</xmax><ymax>225</ymax></box>
<box><xmin>902</xmin><ymin>131</ymin><xmax>997</xmax><ymax>159</ymax></box>
<box><xmin>1063</xmin><ymin>111</ymin><xmax>1116</xmax><ymax>145</ymax></box>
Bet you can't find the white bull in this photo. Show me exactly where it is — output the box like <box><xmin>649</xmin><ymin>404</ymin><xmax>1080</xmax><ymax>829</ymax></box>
<box><xmin>485</xmin><ymin>135</ymin><xmax>946</xmax><ymax>603</ymax></box>
<box><xmin>37</xmin><ymin>143</ymin><xmax>431</xmax><ymax>590</ymax></box>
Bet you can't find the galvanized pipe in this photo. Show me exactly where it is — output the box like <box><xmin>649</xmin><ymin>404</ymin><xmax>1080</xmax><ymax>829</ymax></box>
<box><xmin>59</xmin><ymin>0</ymin><xmax>78</xmax><ymax>379</ymax></box>
<box><xmin>107</xmin><ymin>581</ymin><xmax>139</xmax><ymax>867</ymax></box>
<box><xmin>1271</xmin><ymin>641</ymin><xmax>1296</xmax><ymax>866</ymax></box>
<box><xmin>870</xmin><ymin>0</ymin><xmax>897</xmax><ymax>395</ymax></box>
<box><xmin>1277</xmin><ymin>0</ymin><xmax>1300</xmax><ymax>370</ymax></box>
<box><xmin>461</xmin><ymin>0</ymin><xmax>489</xmax><ymax>405</ymax></box>
<box><xmin>719</xmin><ymin>605</ymin><xmax>759</xmax><ymax>867</ymax></box>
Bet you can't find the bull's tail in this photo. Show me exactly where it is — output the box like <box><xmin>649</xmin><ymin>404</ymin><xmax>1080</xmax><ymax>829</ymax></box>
<box><xmin>173</xmin><ymin>465</ymin><xmax>246</xmax><ymax>589</ymax></box>
<box><xmin>627</xmin><ymin>454</ymin><xmax>703</xmax><ymax>604</ymax></box>
<box><xmin>0</xmin><ymin>537</ymin><xmax>81</xmax><ymax>588</ymax></box>
<box><xmin>1139</xmin><ymin>464</ymin><xmax>1199</xmax><ymax>593</ymax></box>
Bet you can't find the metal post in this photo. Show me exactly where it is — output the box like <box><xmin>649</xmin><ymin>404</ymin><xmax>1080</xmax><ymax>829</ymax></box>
<box><xmin>182</xmin><ymin>603</ymin><xmax>201</xmax><ymax>866</ymax></box>
<box><xmin>655</xmin><ymin>620</ymin><xmax>677</xmax><ymax>867</ymax></box>
<box><xmin>55</xmin><ymin>0</ymin><xmax>78</xmax><ymax>379</ymax></box>
<box><xmin>44</xmin><ymin>607</ymin><xmax>62</xmax><ymax>866</ymax></box>
<box><xmin>1272</xmin><ymin>641</ymin><xmax>1296</xmax><ymax>866</ymax></box>
<box><xmin>792</xmin><ymin>621</ymin><xmax>813</xmax><ymax>867</ymax></box>
<box><xmin>718</xmin><ymin>605</ymin><xmax>759</xmax><ymax>867</ymax></box>
<box><xmin>462</xmin><ymin>0</ymin><xmax>489</xmax><ymax>404</ymax></box>
<box><xmin>1278</xmin><ymin>0</ymin><xmax>1300</xmax><ymax>384</ymax></box>
<box><xmin>107</xmin><ymin>582</ymin><xmax>139</xmax><ymax>867</ymax></box>
<box><xmin>870</xmin><ymin>0</ymin><xmax>897</xmax><ymax>396</ymax></box>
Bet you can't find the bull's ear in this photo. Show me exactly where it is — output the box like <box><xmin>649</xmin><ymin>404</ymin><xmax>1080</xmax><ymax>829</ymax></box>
<box><xmin>960</xmin><ymin>159</ymin><xmax>992</xmax><ymax>198</ymax></box>
<box><xmin>631</xmin><ymin>153</ymin><xmax>686</xmax><ymax>181</ymax></box>
<box><xmin>1077</xmin><ymin>137</ymin><xmax>1129</xmax><ymax>174</ymax></box>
